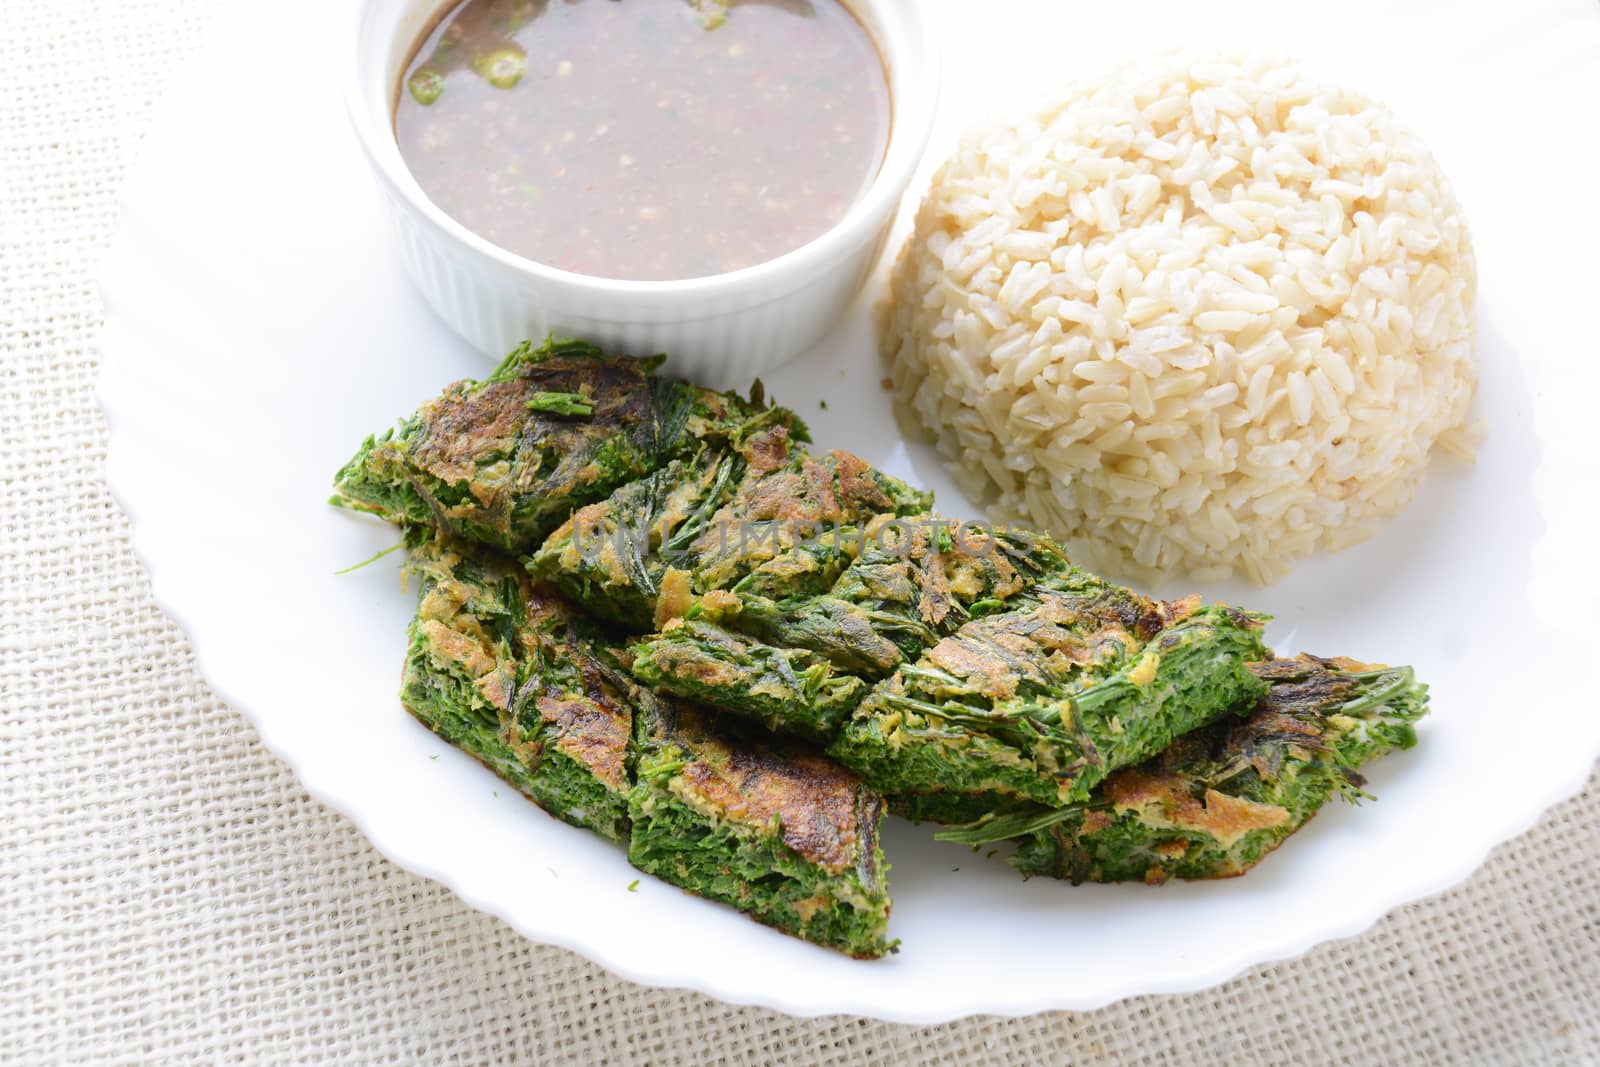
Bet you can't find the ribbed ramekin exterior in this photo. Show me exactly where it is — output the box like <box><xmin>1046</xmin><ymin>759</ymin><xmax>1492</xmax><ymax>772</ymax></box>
<box><xmin>381</xmin><ymin>183</ymin><xmax>892</xmax><ymax>389</ymax></box>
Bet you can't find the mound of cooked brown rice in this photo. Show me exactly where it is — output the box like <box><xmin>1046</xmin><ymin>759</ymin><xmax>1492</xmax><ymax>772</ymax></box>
<box><xmin>881</xmin><ymin>53</ymin><xmax>1478</xmax><ymax>584</ymax></box>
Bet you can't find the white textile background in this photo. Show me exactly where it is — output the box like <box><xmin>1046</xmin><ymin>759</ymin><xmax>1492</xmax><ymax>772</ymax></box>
<box><xmin>2</xmin><ymin>0</ymin><xmax>1597</xmax><ymax>1061</ymax></box>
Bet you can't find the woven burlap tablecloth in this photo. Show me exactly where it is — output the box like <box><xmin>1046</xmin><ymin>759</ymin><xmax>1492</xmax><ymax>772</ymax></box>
<box><xmin>4</xmin><ymin>0</ymin><xmax>1597</xmax><ymax>1061</ymax></box>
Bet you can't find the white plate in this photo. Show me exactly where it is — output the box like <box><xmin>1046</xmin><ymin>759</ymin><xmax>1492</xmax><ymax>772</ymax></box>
<box><xmin>98</xmin><ymin>0</ymin><xmax>1600</xmax><ymax>1022</ymax></box>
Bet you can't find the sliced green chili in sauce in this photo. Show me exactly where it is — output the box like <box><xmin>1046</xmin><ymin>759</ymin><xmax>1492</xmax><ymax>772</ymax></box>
<box><xmin>394</xmin><ymin>0</ymin><xmax>890</xmax><ymax>281</ymax></box>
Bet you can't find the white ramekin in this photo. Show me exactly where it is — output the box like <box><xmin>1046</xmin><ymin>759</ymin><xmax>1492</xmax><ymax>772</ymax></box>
<box><xmin>348</xmin><ymin>0</ymin><xmax>938</xmax><ymax>388</ymax></box>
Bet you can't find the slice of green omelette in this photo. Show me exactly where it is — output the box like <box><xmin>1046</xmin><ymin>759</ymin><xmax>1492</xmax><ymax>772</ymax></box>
<box><xmin>628</xmin><ymin>618</ymin><xmax>867</xmax><ymax>742</ymax></box>
<box><xmin>626</xmin><ymin>517</ymin><xmax>1068</xmax><ymax>741</ymax></box>
<box><xmin>507</xmin><ymin>584</ymin><xmax>638</xmax><ymax>841</ymax></box>
<box><xmin>333</xmin><ymin>337</ymin><xmax>804</xmax><ymax>552</ymax></box>
<box><xmin>530</xmin><ymin>423</ymin><xmax>932</xmax><ymax>630</ymax></box>
<box><xmin>401</xmin><ymin>536</ymin><xmax>634</xmax><ymax>840</ymax></box>
<box><xmin>684</xmin><ymin>437</ymin><xmax>933</xmax><ymax>596</ymax></box>
<box><xmin>827</xmin><ymin>568</ymin><xmax>1271</xmax><ymax>808</ymax></box>
<box><xmin>401</xmin><ymin>537</ymin><xmax>536</xmax><ymax>795</ymax></box>
<box><xmin>937</xmin><ymin>655</ymin><xmax>1429</xmax><ymax>883</ymax></box>
<box><xmin>526</xmin><ymin>448</ymin><xmax>746</xmax><ymax>631</ymax></box>
<box><xmin>627</xmin><ymin>697</ymin><xmax>895</xmax><ymax>958</ymax></box>
<box><xmin>697</xmin><ymin>515</ymin><xmax>1070</xmax><ymax>678</ymax></box>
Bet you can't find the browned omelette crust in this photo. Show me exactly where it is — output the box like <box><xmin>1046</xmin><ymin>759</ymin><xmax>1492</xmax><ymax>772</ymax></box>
<box><xmin>920</xmin><ymin>584</ymin><xmax>1202</xmax><ymax>702</ymax></box>
<box><xmin>407</xmin><ymin>354</ymin><xmax>657</xmax><ymax>505</ymax></box>
<box><xmin>673</xmin><ymin>708</ymin><xmax>871</xmax><ymax>872</ymax></box>
<box><xmin>862</xmin><ymin>516</ymin><xmax>1030</xmax><ymax>630</ymax></box>
<box><xmin>739</xmin><ymin>423</ymin><xmax>792</xmax><ymax>474</ymax></box>
<box><xmin>716</xmin><ymin>429</ymin><xmax>897</xmax><ymax>530</ymax></box>
<box><xmin>1102</xmin><ymin>771</ymin><xmax>1292</xmax><ymax>850</ymax></box>
<box><xmin>678</xmin><ymin>432</ymin><xmax>925</xmax><ymax>598</ymax></box>
<box><xmin>699</xmin><ymin>589</ymin><xmax>742</xmax><ymax>614</ymax></box>
<box><xmin>536</xmin><ymin>692</ymin><xmax>630</xmax><ymax>791</ymax></box>
<box><xmin>523</xmin><ymin>580</ymin><xmax>579</xmax><ymax>631</ymax></box>
<box><xmin>519</xmin><ymin>584</ymin><xmax>632</xmax><ymax>790</ymax></box>
<box><xmin>915</xmin><ymin>541</ymin><xmax>956</xmax><ymax>627</ymax></box>
<box><xmin>654</xmin><ymin>567</ymin><xmax>694</xmax><ymax>629</ymax></box>
<box><xmin>412</xmin><ymin>541</ymin><xmax>529</xmax><ymax>708</ymax></box>
<box><xmin>925</xmin><ymin>635</ymin><xmax>1021</xmax><ymax>701</ymax></box>
<box><xmin>831</xmin><ymin>451</ymin><xmax>897</xmax><ymax>516</ymax></box>
<box><xmin>417</xmin><ymin>618</ymin><xmax>499</xmax><ymax>682</ymax></box>
<box><xmin>643</xmin><ymin>621</ymin><xmax>746</xmax><ymax>689</ymax></box>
